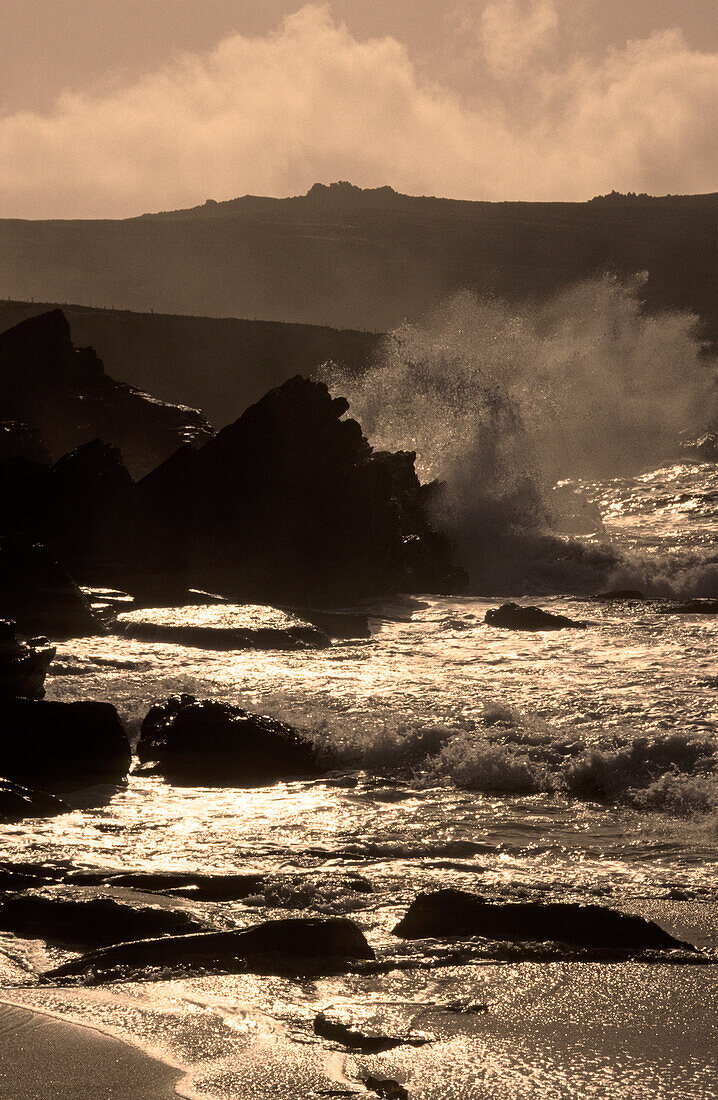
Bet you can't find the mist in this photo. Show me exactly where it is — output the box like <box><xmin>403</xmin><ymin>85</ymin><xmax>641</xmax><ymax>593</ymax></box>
<box><xmin>324</xmin><ymin>276</ymin><xmax>718</xmax><ymax>593</ymax></box>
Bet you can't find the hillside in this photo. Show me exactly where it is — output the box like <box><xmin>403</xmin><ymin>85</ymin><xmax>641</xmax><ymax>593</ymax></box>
<box><xmin>1</xmin><ymin>183</ymin><xmax>717</xmax><ymax>346</ymax></box>
<box><xmin>0</xmin><ymin>301</ymin><xmax>380</xmax><ymax>428</ymax></box>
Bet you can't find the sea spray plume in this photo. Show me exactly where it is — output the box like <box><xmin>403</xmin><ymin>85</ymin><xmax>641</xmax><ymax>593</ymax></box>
<box><xmin>323</xmin><ymin>277</ymin><xmax>718</xmax><ymax>592</ymax></box>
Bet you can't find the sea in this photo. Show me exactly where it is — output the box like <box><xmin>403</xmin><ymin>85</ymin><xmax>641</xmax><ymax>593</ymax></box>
<box><xmin>1</xmin><ymin>284</ymin><xmax>717</xmax><ymax>1098</ymax></box>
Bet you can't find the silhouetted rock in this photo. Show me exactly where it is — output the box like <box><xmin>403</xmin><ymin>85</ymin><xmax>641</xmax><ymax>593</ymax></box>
<box><xmin>137</xmin><ymin>694</ymin><xmax>322</xmax><ymax>785</ymax></box>
<box><xmin>0</xmin><ymin>698</ymin><xmax>131</xmax><ymax>788</ymax></box>
<box><xmin>0</xmin><ymin>537</ymin><xmax>99</xmax><ymax>639</ymax></box>
<box><xmin>658</xmin><ymin>599</ymin><xmax>718</xmax><ymax>615</ymax></box>
<box><xmin>0</xmin><ymin>620</ymin><xmax>55</xmax><ymax>699</ymax></box>
<box><xmin>64</xmin><ymin>868</ymin><xmax>373</xmax><ymax>904</ymax></box>
<box><xmin>0</xmin><ymin>886</ymin><xmax>213</xmax><ymax>948</ymax></box>
<box><xmin>45</xmin><ymin>916</ymin><xmax>375</xmax><ymax>980</ymax></box>
<box><xmin>0</xmin><ymin>420</ymin><xmax>48</xmax><ymax>464</ymax></box>
<box><xmin>107</xmin><ymin>376</ymin><xmax>465</xmax><ymax>605</ymax></box>
<box><xmin>0</xmin><ymin>310</ymin><xmax>212</xmax><ymax>477</ymax></box>
<box><xmin>313</xmin><ymin>1012</ymin><xmax>429</xmax><ymax>1053</ymax></box>
<box><xmin>115</xmin><ymin>603</ymin><xmax>330</xmax><ymax>650</ymax></box>
<box><xmin>362</xmin><ymin>1076</ymin><xmax>409</xmax><ymax>1100</ymax></box>
<box><xmin>485</xmin><ymin>602</ymin><xmax>585</xmax><ymax>630</ymax></box>
<box><xmin>0</xmin><ymin>779</ymin><xmax>69</xmax><ymax>824</ymax></box>
<box><xmin>392</xmin><ymin>889</ymin><xmax>691</xmax><ymax>950</ymax></box>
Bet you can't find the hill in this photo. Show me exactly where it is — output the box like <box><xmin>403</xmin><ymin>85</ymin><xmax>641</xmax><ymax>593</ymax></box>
<box><xmin>1</xmin><ymin>183</ymin><xmax>717</xmax><ymax>346</ymax></box>
<box><xmin>0</xmin><ymin>301</ymin><xmax>380</xmax><ymax>428</ymax></box>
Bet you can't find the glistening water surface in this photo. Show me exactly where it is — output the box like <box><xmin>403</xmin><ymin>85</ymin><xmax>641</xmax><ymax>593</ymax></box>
<box><xmin>1</xmin><ymin>456</ymin><xmax>717</xmax><ymax>1098</ymax></box>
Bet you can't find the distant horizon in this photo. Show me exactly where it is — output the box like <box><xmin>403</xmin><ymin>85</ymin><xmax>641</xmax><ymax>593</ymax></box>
<box><xmin>1</xmin><ymin>2</ymin><xmax>717</xmax><ymax>219</ymax></box>
<box><xmin>5</xmin><ymin>180</ymin><xmax>718</xmax><ymax>224</ymax></box>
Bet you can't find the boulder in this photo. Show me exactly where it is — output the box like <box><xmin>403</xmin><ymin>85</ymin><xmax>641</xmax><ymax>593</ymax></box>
<box><xmin>392</xmin><ymin>890</ymin><xmax>692</xmax><ymax>950</ymax></box>
<box><xmin>0</xmin><ymin>620</ymin><xmax>55</xmax><ymax>699</ymax></box>
<box><xmin>313</xmin><ymin>1012</ymin><xmax>429</xmax><ymax>1053</ymax></box>
<box><xmin>0</xmin><ymin>885</ymin><xmax>213</xmax><ymax>948</ymax></box>
<box><xmin>115</xmin><ymin>603</ymin><xmax>330</xmax><ymax>650</ymax></box>
<box><xmin>0</xmin><ymin>698</ymin><xmax>131</xmax><ymax>788</ymax></box>
<box><xmin>45</xmin><ymin>916</ymin><xmax>375</xmax><ymax>980</ymax></box>
<box><xmin>0</xmin><ymin>536</ymin><xmax>99</xmax><ymax>639</ymax></box>
<box><xmin>65</xmin><ymin>869</ymin><xmax>372</xmax><ymax>903</ymax></box>
<box><xmin>485</xmin><ymin>602</ymin><xmax>585</xmax><ymax>631</ymax></box>
<box><xmin>0</xmin><ymin>779</ymin><xmax>69</xmax><ymax>824</ymax></box>
<box><xmin>137</xmin><ymin>695</ymin><xmax>322</xmax><ymax>785</ymax></box>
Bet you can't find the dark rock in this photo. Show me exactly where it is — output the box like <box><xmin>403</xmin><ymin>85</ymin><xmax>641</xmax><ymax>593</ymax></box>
<box><xmin>0</xmin><ymin>779</ymin><xmax>69</xmax><ymax>824</ymax></box>
<box><xmin>362</xmin><ymin>1076</ymin><xmax>409</xmax><ymax>1100</ymax></box>
<box><xmin>137</xmin><ymin>694</ymin><xmax>322</xmax><ymax>785</ymax></box>
<box><xmin>0</xmin><ymin>885</ymin><xmax>213</xmax><ymax>948</ymax></box>
<box><xmin>67</xmin><ymin>870</ymin><xmax>266</xmax><ymax>900</ymax></box>
<box><xmin>0</xmin><ymin>698</ymin><xmax>131</xmax><ymax>788</ymax></box>
<box><xmin>0</xmin><ymin>536</ymin><xmax>99</xmax><ymax>639</ymax></box>
<box><xmin>287</xmin><ymin>609</ymin><xmax>372</xmax><ymax>640</ymax></box>
<box><xmin>313</xmin><ymin>1012</ymin><xmax>429</xmax><ymax>1053</ymax></box>
<box><xmin>658</xmin><ymin>600</ymin><xmax>718</xmax><ymax>615</ymax></box>
<box><xmin>45</xmin><ymin>916</ymin><xmax>375</xmax><ymax>980</ymax></box>
<box><xmin>0</xmin><ymin>620</ymin><xmax>55</xmax><ymax>699</ymax></box>
<box><xmin>392</xmin><ymin>890</ymin><xmax>693</xmax><ymax>950</ymax></box>
<box><xmin>115</xmin><ymin>603</ymin><xmax>330</xmax><ymax>650</ymax></box>
<box><xmin>594</xmin><ymin>589</ymin><xmax>646</xmax><ymax>601</ymax></box>
<box><xmin>484</xmin><ymin>602</ymin><xmax>586</xmax><ymax>630</ymax></box>
<box><xmin>102</xmin><ymin>376</ymin><xmax>465</xmax><ymax>605</ymax></box>
<box><xmin>0</xmin><ymin>310</ymin><xmax>212</xmax><ymax>478</ymax></box>
<box><xmin>66</xmin><ymin>868</ymin><xmax>372</xmax><ymax>903</ymax></box>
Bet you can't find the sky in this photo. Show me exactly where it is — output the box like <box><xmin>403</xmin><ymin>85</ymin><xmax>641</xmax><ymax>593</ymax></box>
<box><xmin>1</xmin><ymin>0</ymin><xmax>717</xmax><ymax>218</ymax></box>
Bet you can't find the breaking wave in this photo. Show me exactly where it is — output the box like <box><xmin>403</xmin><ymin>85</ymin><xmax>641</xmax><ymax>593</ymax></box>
<box><xmin>323</xmin><ymin>276</ymin><xmax>718</xmax><ymax>594</ymax></box>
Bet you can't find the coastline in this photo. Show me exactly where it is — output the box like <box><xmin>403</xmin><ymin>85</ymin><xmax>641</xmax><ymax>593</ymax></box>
<box><xmin>0</xmin><ymin>1001</ymin><xmax>182</xmax><ymax>1100</ymax></box>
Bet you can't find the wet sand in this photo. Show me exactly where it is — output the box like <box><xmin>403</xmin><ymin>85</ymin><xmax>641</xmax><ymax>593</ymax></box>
<box><xmin>0</xmin><ymin>1003</ymin><xmax>181</xmax><ymax>1100</ymax></box>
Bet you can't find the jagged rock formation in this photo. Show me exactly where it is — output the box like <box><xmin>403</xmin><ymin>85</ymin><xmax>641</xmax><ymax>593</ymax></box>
<box><xmin>0</xmin><ymin>310</ymin><xmax>212</xmax><ymax>476</ymax></box>
<box><xmin>106</xmin><ymin>375</ymin><xmax>465</xmax><ymax>604</ymax></box>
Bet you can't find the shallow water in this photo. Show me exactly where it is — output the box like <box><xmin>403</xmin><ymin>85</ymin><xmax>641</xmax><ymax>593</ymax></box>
<box><xmin>1</xmin><ymin>459</ymin><xmax>718</xmax><ymax>1097</ymax></box>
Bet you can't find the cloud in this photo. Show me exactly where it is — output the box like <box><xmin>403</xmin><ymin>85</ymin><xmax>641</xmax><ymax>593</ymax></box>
<box><xmin>1</xmin><ymin>3</ymin><xmax>717</xmax><ymax>217</ymax></box>
<box><xmin>480</xmin><ymin>0</ymin><xmax>558</xmax><ymax>76</ymax></box>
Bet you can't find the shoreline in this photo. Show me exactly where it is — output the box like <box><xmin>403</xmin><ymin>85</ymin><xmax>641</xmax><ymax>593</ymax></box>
<box><xmin>0</xmin><ymin>1000</ymin><xmax>182</xmax><ymax>1100</ymax></box>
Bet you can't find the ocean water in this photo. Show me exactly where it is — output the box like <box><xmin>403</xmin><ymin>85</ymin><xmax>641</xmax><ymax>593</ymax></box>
<box><xmin>1</xmin><ymin>455</ymin><xmax>717</xmax><ymax>1098</ymax></box>
<box><xmin>2</xmin><ymin>280</ymin><xmax>718</xmax><ymax>1096</ymax></box>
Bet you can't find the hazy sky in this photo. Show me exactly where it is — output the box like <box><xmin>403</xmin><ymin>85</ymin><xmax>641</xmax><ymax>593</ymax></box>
<box><xmin>2</xmin><ymin>1</ymin><xmax>717</xmax><ymax>218</ymax></box>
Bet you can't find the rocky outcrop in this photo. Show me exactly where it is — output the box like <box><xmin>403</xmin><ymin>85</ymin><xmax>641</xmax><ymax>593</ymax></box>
<box><xmin>45</xmin><ymin>916</ymin><xmax>375</xmax><ymax>980</ymax></box>
<box><xmin>115</xmin><ymin>603</ymin><xmax>330</xmax><ymax>650</ymax></box>
<box><xmin>392</xmin><ymin>890</ymin><xmax>692</xmax><ymax>950</ymax></box>
<box><xmin>0</xmin><ymin>885</ymin><xmax>213</xmax><ymax>948</ymax></box>
<box><xmin>484</xmin><ymin>603</ymin><xmax>586</xmax><ymax>630</ymax></box>
<box><xmin>0</xmin><ymin>779</ymin><xmax>69</xmax><ymax>824</ymax></box>
<box><xmin>0</xmin><ymin>698</ymin><xmax>131</xmax><ymax>788</ymax></box>
<box><xmin>137</xmin><ymin>694</ymin><xmax>322</xmax><ymax>785</ymax></box>
<box><xmin>105</xmin><ymin>376</ymin><xmax>465</xmax><ymax>606</ymax></box>
<box><xmin>0</xmin><ymin>537</ymin><xmax>99</xmax><ymax>639</ymax></box>
<box><xmin>0</xmin><ymin>621</ymin><xmax>55</xmax><ymax>699</ymax></box>
<box><xmin>0</xmin><ymin>310</ymin><xmax>212</xmax><ymax>477</ymax></box>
